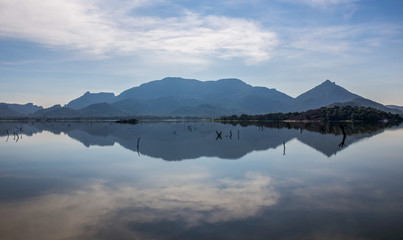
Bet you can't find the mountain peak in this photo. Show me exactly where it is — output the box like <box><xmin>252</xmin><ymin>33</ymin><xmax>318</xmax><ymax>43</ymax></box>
<box><xmin>217</xmin><ymin>78</ymin><xmax>245</xmax><ymax>83</ymax></box>
<box><xmin>66</xmin><ymin>91</ymin><xmax>115</xmax><ymax>109</ymax></box>
<box><xmin>155</xmin><ymin>77</ymin><xmax>201</xmax><ymax>85</ymax></box>
<box><xmin>218</xmin><ymin>78</ymin><xmax>242</xmax><ymax>81</ymax></box>
<box><xmin>296</xmin><ymin>79</ymin><xmax>362</xmax><ymax>111</ymax></box>
<box><xmin>214</xmin><ymin>78</ymin><xmax>248</xmax><ymax>86</ymax></box>
<box><xmin>162</xmin><ymin>77</ymin><xmax>180</xmax><ymax>80</ymax></box>
<box><xmin>50</xmin><ymin>104</ymin><xmax>62</xmax><ymax>109</ymax></box>
<box><xmin>322</xmin><ymin>79</ymin><xmax>335</xmax><ymax>85</ymax></box>
<box><xmin>161</xmin><ymin>77</ymin><xmax>188</xmax><ymax>81</ymax></box>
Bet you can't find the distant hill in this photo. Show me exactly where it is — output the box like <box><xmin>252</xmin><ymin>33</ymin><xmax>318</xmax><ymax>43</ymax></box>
<box><xmin>0</xmin><ymin>104</ymin><xmax>23</xmax><ymax>117</ymax></box>
<box><xmin>31</xmin><ymin>103</ymin><xmax>127</xmax><ymax>118</ymax></box>
<box><xmin>112</xmin><ymin>96</ymin><xmax>202</xmax><ymax>116</ymax></box>
<box><xmin>296</xmin><ymin>80</ymin><xmax>362</xmax><ymax>111</ymax></box>
<box><xmin>80</xmin><ymin>103</ymin><xmax>128</xmax><ymax>117</ymax></box>
<box><xmin>31</xmin><ymin>105</ymin><xmax>79</xmax><ymax>118</ymax></box>
<box><xmin>1</xmin><ymin>77</ymin><xmax>402</xmax><ymax>118</ymax></box>
<box><xmin>329</xmin><ymin>98</ymin><xmax>402</xmax><ymax>115</ymax></box>
<box><xmin>295</xmin><ymin>80</ymin><xmax>401</xmax><ymax>114</ymax></box>
<box><xmin>65</xmin><ymin>77</ymin><xmax>296</xmax><ymax>116</ymax></box>
<box><xmin>65</xmin><ymin>91</ymin><xmax>115</xmax><ymax>109</ymax></box>
<box><xmin>116</xmin><ymin>78</ymin><xmax>295</xmax><ymax>113</ymax></box>
<box><xmin>386</xmin><ymin>105</ymin><xmax>403</xmax><ymax>112</ymax></box>
<box><xmin>0</xmin><ymin>102</ymin><xmax>42</xmax><ymax>116</ymax></box>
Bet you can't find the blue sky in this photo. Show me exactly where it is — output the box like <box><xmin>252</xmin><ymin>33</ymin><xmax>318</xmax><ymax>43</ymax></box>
<box><xmin>0</xmin><ymin>0</ymin><xmax>402</xmax><ymax>107</ymax></box>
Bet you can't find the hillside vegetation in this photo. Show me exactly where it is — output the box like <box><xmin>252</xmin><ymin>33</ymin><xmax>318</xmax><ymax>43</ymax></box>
<box><xmin>219</xmin><ymin>106</ymin><xmax>403</xmax><ymax>122</ymax></box>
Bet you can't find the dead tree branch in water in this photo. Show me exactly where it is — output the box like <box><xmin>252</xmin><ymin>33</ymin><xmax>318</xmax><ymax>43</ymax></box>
<box><xmin>216</xmin><ymin>131</ymin><xmax>222</xmax><ymax>140</ymax></box>
<box><xmin>15</xmin><ymin>127</ymin><xmax>23</xmax><ymax>141</ymax></box>
<box><xmin>338</xmin><ymin>125</ymin><xmax>347</xmax><ymax>148</ymax></box>
<box><xmin>13</xmin><ymin>132</ymin><xmax>19</xmax><ymax>142</ymax></box>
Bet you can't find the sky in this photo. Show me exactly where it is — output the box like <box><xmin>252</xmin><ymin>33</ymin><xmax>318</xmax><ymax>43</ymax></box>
<box><xmin>0</xmin><ymin>0</ymin><xmax>403</xmax><ymax>107</ymax></box>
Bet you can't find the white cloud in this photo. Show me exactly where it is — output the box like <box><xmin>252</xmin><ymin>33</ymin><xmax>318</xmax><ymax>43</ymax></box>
<box><xmin>282</xmin><ymin>0</ymin><xmax>359</xmax><ymax>9</ymax></box>
<box><xmin>278</xmin><ymin>24</ymin><xmax>400</xmax><ymax>58</ymax></box>
<box><xmin>0</xmin><ymin>0</ymin><xmax>278</xmax><ymax>64</ymax></box>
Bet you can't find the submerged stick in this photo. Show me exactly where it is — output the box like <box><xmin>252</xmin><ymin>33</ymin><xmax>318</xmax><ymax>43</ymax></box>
<box><xmin>283</xmin><ymin>141</ymin><xmax>286</xmax><ymax>156</ymax></box>
<box><xmin>137</xmin><ymin>137</ymin><xmax>141</xmax><ymax>156</ymax></box>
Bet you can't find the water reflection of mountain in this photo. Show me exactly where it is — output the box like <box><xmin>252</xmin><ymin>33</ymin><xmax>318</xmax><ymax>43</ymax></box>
<box><xmin>1</xmin><ymin>121</ymin><xmax>400</xmax><ymax>160</ymax></box>
<box><xmin>222</xmin><ymin>121</ymin><xmax>401</xmax><ymax>157</ymax></box>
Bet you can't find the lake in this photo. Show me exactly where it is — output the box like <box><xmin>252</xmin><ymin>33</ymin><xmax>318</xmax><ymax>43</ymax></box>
<box><xmin>0</xmin><ymin>121</ymin><xmax>402</xmax><ymax>240</ymax></box>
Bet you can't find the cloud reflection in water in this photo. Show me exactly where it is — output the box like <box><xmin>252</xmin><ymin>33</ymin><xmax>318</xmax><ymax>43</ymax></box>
<box><xmin>0</xmin><ymin>172</ymin><xmax>278</xmax><ymax>240</ymax></box>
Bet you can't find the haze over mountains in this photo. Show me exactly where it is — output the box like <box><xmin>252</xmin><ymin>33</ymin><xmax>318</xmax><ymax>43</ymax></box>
<box><xmin>0</xmin><ymin>77</ymin><xmax>401</xmax><ymax>117</ymax></box>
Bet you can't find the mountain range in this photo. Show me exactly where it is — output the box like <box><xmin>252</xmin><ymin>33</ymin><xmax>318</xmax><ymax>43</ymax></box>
<box><xmin>0</xmin><ymin>77</ymin><xmax>402</xmax><ymax>117</ymax></box>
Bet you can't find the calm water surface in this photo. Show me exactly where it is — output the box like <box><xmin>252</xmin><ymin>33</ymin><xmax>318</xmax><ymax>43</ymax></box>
<box><xmin>0</xmin><ymin>121</ymin><xmax>402</xmax><ymax>240</ymax></box>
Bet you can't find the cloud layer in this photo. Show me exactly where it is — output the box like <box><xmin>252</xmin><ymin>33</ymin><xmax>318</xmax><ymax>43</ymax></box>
<box><xmin>0</xmin><ymin>0</ymin><xmax>278</xmax><ymax>64</ymax></box>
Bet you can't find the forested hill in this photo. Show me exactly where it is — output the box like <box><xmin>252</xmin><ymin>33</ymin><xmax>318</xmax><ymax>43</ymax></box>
<box><xmin>219</xmin><ymin>106</ymin><xmax>403</xmax><ymax>122</ymax></box>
